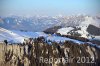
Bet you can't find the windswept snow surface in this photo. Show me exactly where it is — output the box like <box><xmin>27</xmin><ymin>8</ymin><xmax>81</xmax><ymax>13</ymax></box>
<box><xmin>0</xmin><ymin>27</ymin><xmax>85</xmax><ymax>44</ymax></box>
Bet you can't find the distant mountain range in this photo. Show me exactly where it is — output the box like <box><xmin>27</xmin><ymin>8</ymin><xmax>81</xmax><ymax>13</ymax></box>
<box><xmin>0</xmin><ymin>15</ymin><xmax>100</xmax><ymax>41</ymax></box>
<box><xmin>0</xmin><ymin>15</ymin><xmax>100</xmax><ymax>31</ymax></box>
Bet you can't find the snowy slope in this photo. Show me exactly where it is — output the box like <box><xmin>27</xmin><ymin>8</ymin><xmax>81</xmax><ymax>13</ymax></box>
<box><xmin>0</xmin><ymin>27</ymin><xmax>100</xmax><ymax>50</ymax></box>
<box><xmin>0</xmin><ymin>27</ymin><xmax>85</xmax><ymax>44</ymax></box>
<box><xmin>57</xmin><ymin>16</ymin><xmax>100</xmax><ymax>40</ymax></box>
<box><xmin>0</xmin><ymin>27</ymin><xmax>49</xmax><ymax>43</ymax></box>
<box><xmin>57</xmin><ymin>27</ymin><xmax>74</xmax><ymax>35</ymax></box>
<box><xmin>77</xmin><ymin>16</ymin><xmax>100</xmax><ymax>37</ymax></box>
<box><xmin>12</xmin><ymin>30</ymin><xmax>47</xmax><ymax>38</ymax></box>
<box><xmin>0</xmin><ymin>27</ymin><xmax>24</xmax><ymax>43</ymax></box>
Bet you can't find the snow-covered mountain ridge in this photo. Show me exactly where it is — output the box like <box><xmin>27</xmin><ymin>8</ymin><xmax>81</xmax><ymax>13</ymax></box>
<box><xmin>0</xmin><ymin>27</ymin><xmax>100</xmax><ymax>48</ymax></box>
<box><xmin>57</xmin><ymin>16</ymin><xmax>100</xmax><ymax>40</ymax></box>
<box><xmin>0</xmin><ymin>27</ymin><xmax>84</xmax><ymax>44</ymax></box>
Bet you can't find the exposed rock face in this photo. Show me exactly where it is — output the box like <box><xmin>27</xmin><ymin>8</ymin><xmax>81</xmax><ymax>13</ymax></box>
<box><xmin>0</xmin><ymin>39</ymin><xmax>100</xmax><ymax>66</ymax></box>
<box><xmin>87</xmin><ymin>24</ymin><xmax>100</xmax><ymax>36</ymax></box>
<box><xmin>44</xmin><ymin>26</ymin><xmax>62</xmax><ymax>34</ymax></box>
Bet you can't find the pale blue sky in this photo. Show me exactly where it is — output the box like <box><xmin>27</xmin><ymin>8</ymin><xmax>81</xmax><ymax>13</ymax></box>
<box><xmin>0</xmin><ymin>0</ymin><xmax>100</xmax><ymax>16</ymax></box>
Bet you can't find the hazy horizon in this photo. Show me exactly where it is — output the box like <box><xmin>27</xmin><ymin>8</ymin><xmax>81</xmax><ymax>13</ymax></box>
<box><xmin>0</xmin><ymin>0</ymin><xmax>100</xmax><ymax>16</ymax></box>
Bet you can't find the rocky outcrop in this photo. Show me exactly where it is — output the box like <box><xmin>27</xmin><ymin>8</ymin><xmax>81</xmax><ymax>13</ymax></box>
<box><xmin>44</xmin><ymin>26</ymin><xmax>62</xmax><ymax>34</ymax></box>
<box><xmin>87</xmin><ymin>24</ymin><xmax>100</xmax><ymax>36</ymax></box>
<box><xmin>0</xmin><ymin>38</ymin><xmax>100</xmax><ymax>66</ymax></box>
